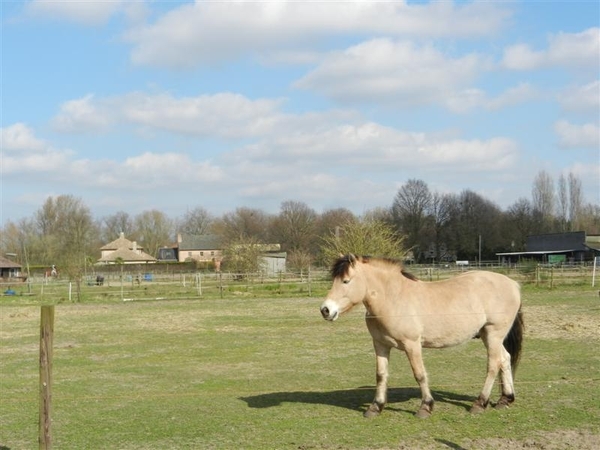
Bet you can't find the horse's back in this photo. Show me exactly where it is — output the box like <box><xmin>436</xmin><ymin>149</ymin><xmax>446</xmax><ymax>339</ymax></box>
<box><xmin>438</xmin><ymin>270</ymin><xmax>520</xmax><ymax>311</ymax></box>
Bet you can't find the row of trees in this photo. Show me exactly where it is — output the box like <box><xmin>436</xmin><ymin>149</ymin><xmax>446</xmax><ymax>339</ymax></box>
<box><xmin>1</xmin><ymin>170</ymin><xmax>598</xmax><ymax>275</ymax></box>
<box><xmin>392</xmin><ymin>171</ymin><xmax>598</xmax><ymax>262</ymax></box>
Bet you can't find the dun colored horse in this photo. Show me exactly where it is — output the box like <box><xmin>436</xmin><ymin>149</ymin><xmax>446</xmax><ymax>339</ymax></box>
<box><xmin>320</xmin><ymin>254</ymin><xmax>523</xmax><ymax>418</ymax></box>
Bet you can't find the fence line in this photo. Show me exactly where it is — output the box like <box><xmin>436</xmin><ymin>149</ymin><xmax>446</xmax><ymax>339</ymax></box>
<box><xmin>2</xmin><ymin>264</ymin><xmax>597</xmax><ymax>304</ymax></box>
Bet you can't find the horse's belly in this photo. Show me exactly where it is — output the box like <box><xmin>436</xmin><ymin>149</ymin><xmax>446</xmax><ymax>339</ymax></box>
<box><xmin>421</xmin><ymin>317</ymin><xmax>484</xmax><ymax>348</ymax></box>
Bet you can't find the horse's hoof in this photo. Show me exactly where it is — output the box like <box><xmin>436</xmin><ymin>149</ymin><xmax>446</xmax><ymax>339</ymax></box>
<box><xmin>494</xmin><ymin>394</ymin><xmax>514</xmax><ymax>410</ymax></box>
<box><xmin>470</xmin><ymin>404</ymin><xmax>486</xmax><ymax>414</ymax></box>
<box><xmin>415</xmin><ymin>408</ymin><xmax>431</xmax><ymax>419</ymax></box>
<box><xmin>363</xmin><ymin>404</ymin><xmax>382</xmax><ymax>418</ymax></box>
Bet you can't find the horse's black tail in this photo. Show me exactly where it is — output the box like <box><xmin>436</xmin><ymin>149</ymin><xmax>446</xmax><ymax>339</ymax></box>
<box><xmin>503</xmin><ymin>308</ymin><xmax>524</xmax><ymax>376</ymax></box>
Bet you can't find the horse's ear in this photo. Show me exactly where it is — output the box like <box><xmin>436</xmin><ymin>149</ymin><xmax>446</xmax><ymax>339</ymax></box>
<box><xmin>348</xmin><ymin>253</ymin><xmax>357</xmax><ymax>264</ymax></box>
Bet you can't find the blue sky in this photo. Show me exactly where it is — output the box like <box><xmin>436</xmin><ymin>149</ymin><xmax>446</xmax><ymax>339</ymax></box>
<box><xmin>1</xmin><ymin>0</ymin><xmax>599</xmax><ymax>224</ymax></box>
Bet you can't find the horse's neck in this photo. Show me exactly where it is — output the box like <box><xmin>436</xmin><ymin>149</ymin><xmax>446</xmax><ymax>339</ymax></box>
<box><xmin>362</xmin><ymin>265</ymin><xmax>405</xmax><ymax>313</ymax></box>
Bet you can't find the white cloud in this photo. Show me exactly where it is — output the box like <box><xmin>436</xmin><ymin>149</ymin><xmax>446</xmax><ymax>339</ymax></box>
<box><xmin>50</xmin><ymin>92</ymin><xmax>286</xmax><ymax>138</ymax></box>
<box><xmin>554</xmin><ymin>120</ymin><xmax>600</xmax><ymax>149</ymax></box>
<box><xmin>119</xmin><ymin>92</ymin><xmax>284</xmax><ymax>138</ymax></box>
<box><xmin>1</xmin><ymin>123</ymin><xmax>223</xmax><ymax>188</ymax></box>
<box><xmin>121</xmin><ymin>152</ymin><xmax>223</xmax><ymax>185</ymax></box>
<box><xmin>125</xmin><ymin>1</ymin><xmax>511</xmax><ymax>69</ymax></box>
<box><xmin>294</xmin><ymin>38</ymin><xmax>489</xmax><ymax>108</ymax></box>
<box><xmin>558</xmin><ymin>80</ymin><xmax>600</xmax><ymax>114</ymax></box>
<box><xmin>1</xmin><ymin>123</ymin><xmax>46</xmax><ymax>151</ymax></box>
<box><xmin>232</xmin><ymin>122</ymin><xmax>519</xmax><ymax>173</ymax></box>
<box><xmin>52</xmin><ymin>94</ymin><xmax>112</xmax><ymax>133</ymax></box>
<box><xmin>24</xmin><ymin>0</ymin><xmax>147</xmax><ymax>26</ymax></box>
<box><xmin>485</xmin><ymin>83</ymin><xmax>540</xmax><ymax>111</ymax></box>
<box><xmin>1</xmin><ymin>123</ymin><xmax>74</xmax><ymax>174</ymax></box>
<box><xmin>442</xmin><ymin>84</ymin><xmax>540</xmax><ymax>114</ymax></box>
<box><xmin>502</xmin><ymin>27</ymin><xmax>600</xmax><ymax>71</ymax></box>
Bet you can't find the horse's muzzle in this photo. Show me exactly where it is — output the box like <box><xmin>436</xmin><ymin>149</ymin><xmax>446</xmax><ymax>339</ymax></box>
<box><xmin>320</xmin><ymin>301</ymin><xmax>339</xmax><ymax>321</ymax></box>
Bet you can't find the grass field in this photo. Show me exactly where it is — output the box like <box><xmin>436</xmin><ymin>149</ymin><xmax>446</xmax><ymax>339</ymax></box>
<box><xmin>1</xmin><ymin>284</ymin><xmax>599</xmax><ymax>449</ymax></box>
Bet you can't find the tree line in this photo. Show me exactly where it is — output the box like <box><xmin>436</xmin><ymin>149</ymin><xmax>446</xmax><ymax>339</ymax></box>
<box><xmin>1</xmin><ymin>170</ymin><xmax>598</xmax><ymax>275</ymax></box>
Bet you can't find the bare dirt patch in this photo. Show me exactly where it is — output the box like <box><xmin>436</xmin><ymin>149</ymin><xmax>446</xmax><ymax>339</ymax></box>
<box><xmin>523</xmin><ymin>304</ymin><xmax>600</xmax><ymax>340</ymax></box>
<box><xmin>463</xmin><ymin>428</ymin><xmax>600</xmax><ymax>450</ymax></box>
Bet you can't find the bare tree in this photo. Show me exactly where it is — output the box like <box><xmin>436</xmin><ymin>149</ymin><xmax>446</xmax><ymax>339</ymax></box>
<box><xmin>428</xmin><ymin>192</ymin><xmax>453</xmax><ymax>262</ymax></box>
<box><xmin>221</xmin><ymin>234</ymin><xmax>264</xmax><ymax>275</ymax></box>
<box><xmin>286</xmin><ymin>250</ymin><xmax>313</xmax><ymax>274</ymax></box>
<box><xmin>34</xmin><ymin>195</ymin><xmax>97</xmax><ymax>269</ymax></box>
<box><xmin>214</xmin><ymin>207</ymin><xmax>271</xmax><ymax>242</ymax></box>
<box><xmin>271</xmin><ymin>200</ymin><xmax>317</xmax><ymax>253</ymax></box>
<box><xmin>101</xmin><ymin>211</ymin><xmax>134</xmax><ymax>243</ymax></box>
<box><xmin>177</xmin><ymin>207</ymin><xmax>213</xmax><ymax>236</ymax></box>
<box><xmin>568</xmin><ymin>172</ymin><xmax>584</xmax><ymax>231</ymax></box>
<box><xmin>392</xmin><ymin>179</ymin><xmax>432</xmax><ymax>261</ymax></box>
<box><xmin>578</xmin><ymin>203</ymin><xmax>600</xmax><ymax>234</ymax></box>
<box><xmin>505</xmin><ymin>198</ymin><xmax>535</xmax><ymax>251</ymax></box>
<box><xmin>557</xmin><ymin>174</ymin><xmax>568</xmax><ymax>231</ymax></box>
<box><xmin>531</xmin><ymin>170</ymin><xmax>555</xmax><ymax>232</ymax></box>
<box><xmin>133</xmin><ymin>210</ymin><xmax>174</xmax><ymax>257</ymax></box>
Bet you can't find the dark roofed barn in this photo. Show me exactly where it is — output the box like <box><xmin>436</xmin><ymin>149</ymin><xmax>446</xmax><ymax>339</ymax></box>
<box><xmin>497</xmin><ymin>231</ymin><xmax>600</xmax><ymax>265</ymax></box>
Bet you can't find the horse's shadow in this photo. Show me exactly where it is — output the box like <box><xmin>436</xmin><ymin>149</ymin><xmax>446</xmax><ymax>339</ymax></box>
<box><xmin>240</xmin><ymin>386</ymin><xmax>474</xmax><ymax>416</ymax></box>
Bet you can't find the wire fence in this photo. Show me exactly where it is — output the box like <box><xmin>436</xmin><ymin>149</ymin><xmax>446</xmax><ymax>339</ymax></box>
<box><xmin>1</xmin><ymin>262</ymin><xmax>596</xmax><ymax>304</ymax></box>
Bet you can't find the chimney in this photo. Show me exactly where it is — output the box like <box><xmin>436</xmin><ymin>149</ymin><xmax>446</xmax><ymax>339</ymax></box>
<box><xmin>132</xmin><ymin>241</ymin><xmax>138</xmax><ymax>253</ymax></box>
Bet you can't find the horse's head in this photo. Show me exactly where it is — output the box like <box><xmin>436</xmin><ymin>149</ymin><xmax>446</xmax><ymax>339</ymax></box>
<box><xmin>320</xmin><ymin>254</ymin><xmax>368</xmax><ymax>321</ymax></box>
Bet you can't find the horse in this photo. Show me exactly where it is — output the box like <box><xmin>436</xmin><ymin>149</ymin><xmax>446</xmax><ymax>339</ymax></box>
<box><xmin>44</xmin><ymin>266</ymin><xmax>59</xmax><ymax>279</ymax></box>
<box><xmin>320</xmin><ymin>254</ymin><xmax>524</xmax><ymax>418</ymax></box>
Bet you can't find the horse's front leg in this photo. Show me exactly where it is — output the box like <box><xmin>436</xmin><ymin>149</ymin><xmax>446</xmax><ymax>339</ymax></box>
<box><xmin>364</xmin><ymin>340</ymin><xmax>390</xmax><ymax>418</ymax></box>
<box><xmin>404</xmin><ymin>340</ymin><xmax>434</xmax><ymax>418</ymax></box>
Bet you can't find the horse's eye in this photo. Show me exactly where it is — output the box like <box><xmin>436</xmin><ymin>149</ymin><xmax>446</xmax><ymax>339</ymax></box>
<box><xmin>342</xmin><ymin>279</ymin><xmax>350</xmax><ymax>284</ymax></box>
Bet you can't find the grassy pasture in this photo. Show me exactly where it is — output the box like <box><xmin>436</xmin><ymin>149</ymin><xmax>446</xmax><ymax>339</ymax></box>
<box><xmin>1</xmin><ymin>285</ymin><xmax>599</xmax><ymax>449</ymax></box>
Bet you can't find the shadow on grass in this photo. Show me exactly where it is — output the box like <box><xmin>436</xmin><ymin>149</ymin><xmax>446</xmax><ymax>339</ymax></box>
<box><xmin>240</xmin><ymin>387</ymin><xmax>474</xmax><ymax>416</ymax></box>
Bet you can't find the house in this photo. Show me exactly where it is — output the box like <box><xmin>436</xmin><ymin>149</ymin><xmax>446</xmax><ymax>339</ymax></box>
<box><xmin>97</xmin><ymin>232</ymin><xmax>157</xmax><ymax>265</ymax></box>
<box><xmin>166</xmin><ymin>233</ymin><xmax>287</xmax><ymax>274</ymax></box>
<box><xmin>497</xmin><ymin>231</ymin><xmax>600</xmax><ymax>265</ymax></box>
<box><xmin>174</xmin><ymin>233</ymin><xmax>223</xmax><ymax>263</ymax></box>
<box><xmin>0</xmin><ymin>255</ymin><xmax>25</xmax><ymax>281</ymax></box>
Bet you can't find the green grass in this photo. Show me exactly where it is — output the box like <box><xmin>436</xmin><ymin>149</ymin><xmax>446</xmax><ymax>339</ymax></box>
<box><xmin>1</xmin><ymin>286</ymin><xmax>599</xmax><ymax>449</ymax></box>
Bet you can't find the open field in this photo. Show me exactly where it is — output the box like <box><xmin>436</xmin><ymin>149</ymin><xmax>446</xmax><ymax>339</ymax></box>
<box><xmin>1</xmin><ymin>284</ymin><xmax>599</xmax><ymax>449</ymax></box>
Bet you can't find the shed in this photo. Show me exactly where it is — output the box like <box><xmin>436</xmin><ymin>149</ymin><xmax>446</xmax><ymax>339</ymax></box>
<box><xmin>0</xmin><ymin>256</ymin><xmax>25</xmax><ymax>281</ymax></box>
<box><xmin>497</xmin><ymin>231</ymin><xmax>599</xmax><ymax>264</ymax></box>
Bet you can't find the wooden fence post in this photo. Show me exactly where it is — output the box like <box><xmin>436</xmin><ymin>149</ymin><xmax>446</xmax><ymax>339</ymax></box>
<box><xmin>39</xmin><ymin>305</ymin><xmax>54</xmax><ymax>450</ymax></box>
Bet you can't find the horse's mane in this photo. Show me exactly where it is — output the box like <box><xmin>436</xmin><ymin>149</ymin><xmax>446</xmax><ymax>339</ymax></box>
<box><xmin>331</xmin><ymin>254</ymin><xmax>418</xmax><ymax>281</ymax></box>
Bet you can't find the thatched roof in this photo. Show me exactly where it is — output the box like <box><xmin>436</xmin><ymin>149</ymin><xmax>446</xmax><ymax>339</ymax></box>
<box><xmin>0</xmin><ymin>256</ymin><xmax>21</xmax><ymax>269</ymax></box>
<box><xmin>100</xmin><ymin>232</ymin><xmax>144</xmax><ymax>251</ymax></box>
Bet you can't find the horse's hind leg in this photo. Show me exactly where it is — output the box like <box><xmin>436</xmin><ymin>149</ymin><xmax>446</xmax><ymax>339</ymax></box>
<box><xmin>364</xmin><ymin>341</ymin><xmax>390</xmax><ymax>418</ymax></box>
<box><xmin>471</xmin><ymin>332</ymin><xmax>504</xmax><ymax>414</ymax></box>
<box><xmin>495</xmin><ymin>346</ymin><xmax>515</xmax><ymax>409</ymax></box>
